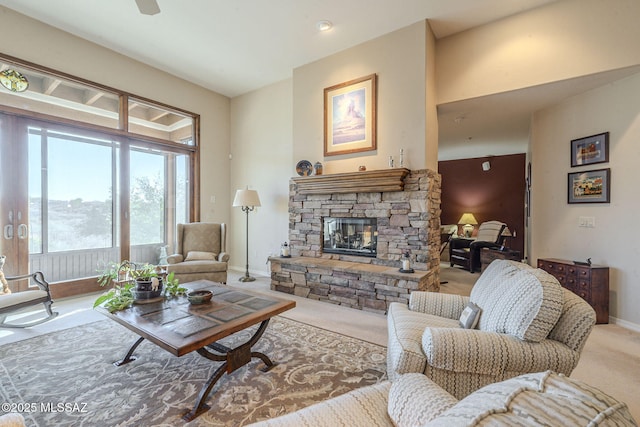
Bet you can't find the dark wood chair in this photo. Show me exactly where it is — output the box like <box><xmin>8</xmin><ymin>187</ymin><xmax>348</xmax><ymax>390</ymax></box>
<box><xmin>449</xmin><ymin>221</ymin><xmax>506</xmax><ymax>273</ymax></box>
<box><xmin>0</xmin><ymin>271</ymin><xmax>58</xmax><ymax>328</ymax></box>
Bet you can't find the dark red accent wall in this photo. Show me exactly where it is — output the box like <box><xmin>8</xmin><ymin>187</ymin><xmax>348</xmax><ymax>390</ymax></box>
<box><xmin>438</xmin><ymin>153</ymin><xmax>526</xmax><ymax>256</ymax></box>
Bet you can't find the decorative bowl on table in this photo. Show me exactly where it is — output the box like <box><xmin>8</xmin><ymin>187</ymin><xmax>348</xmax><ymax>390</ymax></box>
<box><xmin>187</xmin><ymin>290</ymin><xmax>213</xmax><ymax>305</ymax></box>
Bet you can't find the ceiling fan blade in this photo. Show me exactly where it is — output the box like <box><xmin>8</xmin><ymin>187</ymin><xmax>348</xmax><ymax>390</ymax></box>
<box><xmin>135</xmin><ymin>0</ymin><xmax>160</xmax><ymax>15</ymax></box>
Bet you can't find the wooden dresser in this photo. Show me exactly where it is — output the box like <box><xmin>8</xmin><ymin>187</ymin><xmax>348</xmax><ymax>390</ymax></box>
<box><xmin>537</xmin><ymin>258</ymin><xmax>609</xmax><ymax>324</ymax></box>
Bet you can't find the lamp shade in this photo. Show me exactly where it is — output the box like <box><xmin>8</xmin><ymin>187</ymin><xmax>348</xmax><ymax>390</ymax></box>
<box><xmin>458</xmin><ymin>213</ymin><xmax>478</xmax><ymax>225</ymax></box>
<box><xmin>233</xmin><ymin>189</ymin><xmax>261</xmax><ymax>207</ymax></box>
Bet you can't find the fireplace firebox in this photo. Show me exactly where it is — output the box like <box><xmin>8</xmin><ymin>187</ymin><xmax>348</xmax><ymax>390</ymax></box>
<box><xmin>322</xmin><ymin>217</ymin><xmax>377</xmax><ymax>257</ymax></box>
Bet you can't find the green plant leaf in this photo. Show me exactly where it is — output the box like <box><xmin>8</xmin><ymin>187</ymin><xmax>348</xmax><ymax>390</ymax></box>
<box><xmin>93</xmin><ymin>293</ymin><xmax>112</xmax><ymax>308</ymax></box>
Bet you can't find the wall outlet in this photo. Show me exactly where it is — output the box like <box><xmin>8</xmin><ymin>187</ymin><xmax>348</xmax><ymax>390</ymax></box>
<box><xmin>578</xmin><ymin>216</ymin><xmax>595</xmax><ymax>228</ymax></box>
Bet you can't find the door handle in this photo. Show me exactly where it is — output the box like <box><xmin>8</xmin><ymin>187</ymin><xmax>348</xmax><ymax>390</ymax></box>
<box><xmin>17</xmin><ymin>224</ymin><xmax>27</xmax><ymax>239</ymax></box>
<box><xmin>3</xmin><ymin>224</ymin><xmax>13</xmax><ymax>239</ymax></box>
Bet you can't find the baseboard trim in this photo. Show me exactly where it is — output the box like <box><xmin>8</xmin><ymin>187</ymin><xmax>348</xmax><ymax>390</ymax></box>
<box><xmin>609</xmin><ymin>316</ymin><xmax>640</xmax><ymax>333</ymax></box>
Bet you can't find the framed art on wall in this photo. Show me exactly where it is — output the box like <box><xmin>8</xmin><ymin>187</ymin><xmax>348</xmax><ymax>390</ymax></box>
<box><xmin>570</xmin><ymin>132</ymin><xmax>609</xmax><ymax>167</ymax></box>
<box><xmin>324</xmin><ymin>74</ymin><xmax>377</xmax><ymax>157</ymax></box>
<box><xmin>568</xmin><ymin>168</ymin><xmax>611</xmax><ymax>204</ymax></box>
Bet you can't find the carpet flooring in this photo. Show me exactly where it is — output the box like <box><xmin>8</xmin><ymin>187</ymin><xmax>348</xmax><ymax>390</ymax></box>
<box><xmin>2</xmin><ymin>266</ymin><xmax>639</xmax><ymax>424</ymax></box>
<box><xmin>0</xmin><ymin>317</ymin><xmax>386</xmax><ymax>426</ymax></box>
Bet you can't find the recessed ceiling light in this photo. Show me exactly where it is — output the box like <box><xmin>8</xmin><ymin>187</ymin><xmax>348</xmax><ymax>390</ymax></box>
<box><xmin>316</xmin><ymin>20</ymin><xmax>333</xmax><ymax>32</ymax></box>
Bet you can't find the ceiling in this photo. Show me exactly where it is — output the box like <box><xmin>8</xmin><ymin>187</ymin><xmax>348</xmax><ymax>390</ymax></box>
<box><xmin>0</xmin><ymin>0</ymin><xmax>560</xmax><ymax>97</ymax></box>
<box><xmin>1</xmin><ymin>0</ymin><xmax>638</xmax><ymax>158</ymax></box>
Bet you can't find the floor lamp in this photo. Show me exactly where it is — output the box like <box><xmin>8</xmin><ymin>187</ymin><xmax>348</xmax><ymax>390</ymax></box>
<box><xmin>233</xmin><ymin>188</ymin><xmax>261</xmax><ymax>282</ymax></box>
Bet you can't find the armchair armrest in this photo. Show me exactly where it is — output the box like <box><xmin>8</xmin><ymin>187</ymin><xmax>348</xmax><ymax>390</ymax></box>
<box><xmin>388</xmin><ymin>374</ymin><xmax>458</xmax><ymax>426</ymax></box>
<box><xmin>423</xmin><ymin>328</ymin><xmax>580</xmax><ymax>377</ymax></box>
<box><xmin>449</xmin><ymin>238</ymin><xmax>473</xmax><ymax>250</ymax></box>
<box><xmin>469</xmin><ymin>240</ymin><xmax>502</xmax><ymax>250</ymax></box>
<box><xmin>6</xmin><ymin>271</ymin><xmax>51</xmax><ymax>293</ymax></box>
<box><xmin>409</xmin><ymin>292</ymin><xmax>469</xmax><ymax>319</ymax></box>
<box><xmin>218</xmin><ymin>252</ymin><xmax>230</xmax><ymax>262</ymax></box>
<box><xmin>166</xmin><ymin>254</ymin><xmax>183</xmax><ymax>264</ymax></box>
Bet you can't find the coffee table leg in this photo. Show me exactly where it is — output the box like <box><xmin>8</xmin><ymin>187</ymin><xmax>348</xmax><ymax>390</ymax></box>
<box><xmin>182</xmin><ymin>319</ymin><xmax>274</xmax><ymax>421</ymax></box>
<box><xmin>114</xmin><ymin>336</ymin><xmax>145</xmax><ymax>366</ymax></box>
<box><xmin>182</xmin><ymin>362</ymin><xmax>227</xmax><ymax>421</ymax></box>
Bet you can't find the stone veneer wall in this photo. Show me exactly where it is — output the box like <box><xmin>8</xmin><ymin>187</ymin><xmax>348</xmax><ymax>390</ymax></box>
<box><xmin>270</xmin><ymin>169</ymin><xmax>442</xmax><ymax>312</ymax></box>
<box><xmin>288</xmin><ymin>169</ymin><xmax>442</xmax><ymax>274</ymax></box>
<box><xmin>269</xmin><ymin>256</ymin><xmax>438</xmax><ymax>313</ymax></box>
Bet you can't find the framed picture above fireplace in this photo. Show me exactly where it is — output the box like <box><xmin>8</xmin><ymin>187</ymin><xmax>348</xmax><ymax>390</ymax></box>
<box><xmin>324</xmin><ymin>74</ymin><xmax>377</xmax><ymax>157</ymax></box>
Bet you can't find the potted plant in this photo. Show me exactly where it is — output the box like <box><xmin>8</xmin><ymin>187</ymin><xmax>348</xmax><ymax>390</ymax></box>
<box><xmin>94</xmin><ymin>260</ymin><xmax>185</xmax><ymax>312</ymax></box>
<box><xmin>129</xmin><ymin>263</ymin><xmax>162</xmax><ymax>295</ymax></box>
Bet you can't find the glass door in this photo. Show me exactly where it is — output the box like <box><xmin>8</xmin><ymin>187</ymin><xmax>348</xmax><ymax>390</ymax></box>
<box><xmin>27</xmin><ymin>123</ymin><xmax>120</xmax><ymax>282</ymax></box>
<box><xmin>0</xmin><ymin>113</ymin><xmax>192</xmax><ymax>288</ymax></box>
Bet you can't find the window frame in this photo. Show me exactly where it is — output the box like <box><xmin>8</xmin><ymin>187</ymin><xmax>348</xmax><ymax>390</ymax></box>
<box><xmin>0</xmin><ymin>53</ymin><xmax>200</xmax><ymax>281</ymax></box>
<box><xmin>0</xmin><ymin>52</ymin><xmax>200</xmax><ymax>225</ymax></box>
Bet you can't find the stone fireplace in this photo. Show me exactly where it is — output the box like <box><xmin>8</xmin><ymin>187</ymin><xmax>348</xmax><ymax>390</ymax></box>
<box><xmin>269</xmin><ymin>168</ymin><xmax>441</xmax><ymax>313</ymax></box>
<box><xmin>323</xmin><ymin>217</ymin><xmax>377</xmax><ymax>258</ymax></box>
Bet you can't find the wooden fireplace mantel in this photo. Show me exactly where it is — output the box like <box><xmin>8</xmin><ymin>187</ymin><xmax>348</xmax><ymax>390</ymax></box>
<box><xmin>292</xmin><ymin>168</ymin><xmax>410</xmax><ymax>194</ymax></box>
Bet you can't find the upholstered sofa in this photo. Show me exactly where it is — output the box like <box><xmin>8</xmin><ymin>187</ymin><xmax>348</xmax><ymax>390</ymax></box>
<box><xmin>387</xmin><ymin>259</ymin><xmax>596</xmax><ymax>399</ymax></box>
<box><xmin>166</xmin><ymin>222</ymin><xmax>229</xmax><ymax>284</ymax></box>
<box><xmin>0</xmin><ymin>413</ymin><xmax>25</xmax><ymax>427</ymax></box>
<box><xmin>247</xmin><ymin>371</ymin><xmax>637</xmax><ymax>426</ymax></box>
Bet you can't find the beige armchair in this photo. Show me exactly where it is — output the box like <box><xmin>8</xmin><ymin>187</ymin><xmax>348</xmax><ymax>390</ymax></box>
<box><xmin>387</xmin><ymin>260</ymin><xmax>596</xmax><ymax>399</ymax></box>
<box><xmin>166</xmin><ymin>223</ymin><xmax>229</xmax><ymax>284</ymax></box>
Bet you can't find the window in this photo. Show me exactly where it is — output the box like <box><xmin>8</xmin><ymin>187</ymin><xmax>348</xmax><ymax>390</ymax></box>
<box><xmin>0</xmin><ymin>54</ymin><xmax>199</xmax><ymax>284</ymax></box>
<box><xmin>33</xmin><ymin>129</ymin><xmax>114</xmax><ymax>253</ymax></box>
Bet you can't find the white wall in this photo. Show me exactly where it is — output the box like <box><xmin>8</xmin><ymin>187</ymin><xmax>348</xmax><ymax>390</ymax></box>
<box><xmin>229</xmin><ymin>79</ymin><xmax>293</xmax><ymax>276</ymax></box>
<box><xmin>434</xmin><ymin>0</ymin><xmax>640</xmax><ymax>328</ymax></box>
<box><xmin>439</xmin><ymin>139</ymin><xmax>529</xmax><ymax>162</ymax></box>
<box><xmin>0</xmin><ymin>6</ymin><xmax>231</xmax><ymax>229</ymax></box>
<box><xmin>424</xmin><ymin>21</ymin><xmax>438</xmax><ymax>171</ymax></box>
<box><xmin>292</xmin><ymin>21</ymin><xmax>431</xmax><ymax>173</ymax></box>
<box><xmin>436</xmin><ymin>0</ymin><xmax>640</xmax><ymax>105</ymax></box>
<box><xmin>531</xmin><ymin>72</ymin><xmax>640</xmax><ymax>329</ymax></box>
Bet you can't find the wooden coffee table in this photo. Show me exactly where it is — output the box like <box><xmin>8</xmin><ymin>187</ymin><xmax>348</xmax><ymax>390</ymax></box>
<box><xmin>98</xmin><ymin>280</ymin><xmax>296</xmax><ymax>421</ymax></box>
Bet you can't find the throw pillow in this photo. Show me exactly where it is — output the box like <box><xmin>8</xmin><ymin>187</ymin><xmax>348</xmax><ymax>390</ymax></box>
<box><xmin>184</xmin><ymin>251</ymin><xmax>217</xmax><ymax>261</ymax></box>
<box><xmin>459</xmin><ymin>302</ymin><xmax>481</xmax><ymax>329</ymax></box>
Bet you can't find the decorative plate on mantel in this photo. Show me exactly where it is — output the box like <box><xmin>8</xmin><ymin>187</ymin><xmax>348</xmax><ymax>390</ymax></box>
<box><xmin>296</xmin><ymin>160</ymin><xmax>313</xmax><ymax>176</ymax></box>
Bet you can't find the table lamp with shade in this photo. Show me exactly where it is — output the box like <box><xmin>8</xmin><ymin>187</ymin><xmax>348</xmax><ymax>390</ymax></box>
<box><xmin>458</xmin><ymin>213</ymin><xmax>478</xmax><ymax>238</ymax></box>
<box><xmin>233</xmin><ymin>187</ymin><xmax>261</xmax><ymax>282</ymax></box>
<box><xmin>500</xmin><ymin>227</ymin><xmax>513</xmax><ymax>250</ymax></box>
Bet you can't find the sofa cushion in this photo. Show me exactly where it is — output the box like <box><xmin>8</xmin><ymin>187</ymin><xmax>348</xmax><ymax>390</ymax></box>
<box><xmin>470</xmin><ymin>260</ymin><xmax>564</xmax><ymax>342</ymax></box>
<box><xmin>388</xmin><ymin>374</ymin><xmax>458</xmax><ymax>427</ymax></box>
<box><xmin>425</xmin><ymin>371</ymin><xmax>637</xmax><ymax>426</ymax></box>
<box><xmin>185</xmin><ymin>251</ymin><xmax>217</xmax><ymax>261</ymax></box>
<box><xmin>166</xmin><ymin>259</ymin><xmax>227</xmax><ymax>274</ymax></box>
<box><xmin>0</xmin><ymin>290</ymin><xmax>49</xmax><ymax>309</ymax></box>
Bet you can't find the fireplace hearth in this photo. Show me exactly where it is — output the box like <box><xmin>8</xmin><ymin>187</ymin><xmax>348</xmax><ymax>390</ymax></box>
<box><xmin>323</xmin><ymin>217</ymin><xmax>377</xmax><ymax>257</ymax></box>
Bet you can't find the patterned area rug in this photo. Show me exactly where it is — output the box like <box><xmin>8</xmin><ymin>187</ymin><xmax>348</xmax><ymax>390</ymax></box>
<box><xmin>0</xmin><ymin>318</ymin><xmax>387</xmax><ymax>426</ymax></box>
